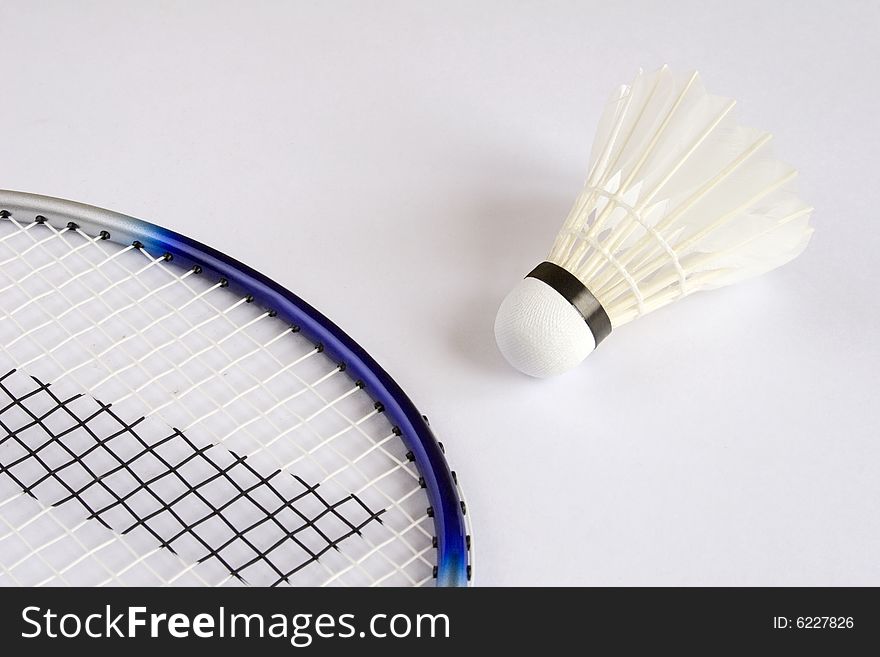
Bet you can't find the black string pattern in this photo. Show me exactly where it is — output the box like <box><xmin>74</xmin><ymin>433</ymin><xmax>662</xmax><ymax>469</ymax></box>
<box><xmin>0</xmin><ymin>369</ymin><xmax>385</xmax><ymax>586</ymax></box>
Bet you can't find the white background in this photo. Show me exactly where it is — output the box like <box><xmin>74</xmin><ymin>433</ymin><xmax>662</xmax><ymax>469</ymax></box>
<box><xmin>1</xmin><ymin>0</ymin><xmax>878</xmax><ymax>585</ymax></box>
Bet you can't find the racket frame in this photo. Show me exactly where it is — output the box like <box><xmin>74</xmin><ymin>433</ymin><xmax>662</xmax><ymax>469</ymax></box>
<box><xmin>0</xmin><ymin>190</ymin><xmax>470</xmax><ymax>587</ymax></box>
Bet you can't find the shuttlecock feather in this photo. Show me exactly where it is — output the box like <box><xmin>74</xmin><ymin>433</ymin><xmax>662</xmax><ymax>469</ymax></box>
<box><xmin>495</xmin><ymin>67</ymin><xmax>813</xmax><ymax>377</ymax></box>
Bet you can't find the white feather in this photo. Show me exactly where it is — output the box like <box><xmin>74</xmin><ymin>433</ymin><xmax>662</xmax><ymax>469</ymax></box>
<box><xmin>548</xmin><ymin>66</ymin><xmax>813</xmax><ymax>328</ymax></box>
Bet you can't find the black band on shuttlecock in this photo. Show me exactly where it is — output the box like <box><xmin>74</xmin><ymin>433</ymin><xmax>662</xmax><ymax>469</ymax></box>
<box><xmin>526</xmin><ymin>261</ymin><xmax>612</xmax><ymax>346</ymax></box>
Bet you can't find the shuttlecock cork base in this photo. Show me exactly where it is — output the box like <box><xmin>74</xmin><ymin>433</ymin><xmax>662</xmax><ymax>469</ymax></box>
<box><xmin>495</xmin><ymin>262</ymin><xmax>612</xmax><ymax>377</ymax></box>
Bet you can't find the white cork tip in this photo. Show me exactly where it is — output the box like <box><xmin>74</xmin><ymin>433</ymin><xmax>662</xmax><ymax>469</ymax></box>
<box><xmin>494</xmin><ymin>277</ymin><xmax>596</xmax><ymax>378</ymax></box>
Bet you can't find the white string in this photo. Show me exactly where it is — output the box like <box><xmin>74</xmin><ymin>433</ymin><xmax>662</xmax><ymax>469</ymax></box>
<box><xmin>583</xmin><ymin>187</ymin><xmax>688</xmax><ymax>296</ymax></box>
<box><xmin>0</xmin><ymin>215</ymin><xmax>436</xmax><ymax>587</ymax></box>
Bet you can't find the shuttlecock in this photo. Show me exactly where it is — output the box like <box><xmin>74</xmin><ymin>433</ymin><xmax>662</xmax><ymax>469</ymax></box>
<box><xmin>495</xmin><ymin>66</ymin><xmax>814</xmax><ymax>378</ymax></box>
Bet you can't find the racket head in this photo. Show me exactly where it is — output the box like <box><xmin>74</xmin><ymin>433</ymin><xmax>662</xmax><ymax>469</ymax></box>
<box><xmin>0</xmin><ymin>190</ymin><xmax>470</xmax><ymax>587</ymax></box>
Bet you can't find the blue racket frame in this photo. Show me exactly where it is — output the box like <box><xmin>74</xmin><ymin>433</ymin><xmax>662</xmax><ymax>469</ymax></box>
<box><xmin>0</xmin><ymin>190</ymin><xmax>471</xmax><ymax>587</ymax></box>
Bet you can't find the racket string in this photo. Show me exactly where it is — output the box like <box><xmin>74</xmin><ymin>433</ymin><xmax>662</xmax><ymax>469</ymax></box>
<box><xmin>0</xmin><ymin>370</ymin><xmax>391</xmax><ymax>586</ymax></box>
<box><xmin>0</xmin><ymin>213</ymin><xmax>436</xmax><ymax>586</ymax></box>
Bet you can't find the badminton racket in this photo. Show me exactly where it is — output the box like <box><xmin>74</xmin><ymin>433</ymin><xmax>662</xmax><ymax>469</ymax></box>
<box><xmin>0</xmin><ymin>190</ymin><xmax>471</xmax><ymax>587</ymax></box>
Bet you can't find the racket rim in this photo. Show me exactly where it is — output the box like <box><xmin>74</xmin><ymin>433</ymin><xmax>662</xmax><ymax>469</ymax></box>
<box><xmin>0</xmin><ymin>188</ymin><xmax>471</xmax><ymax>587</ymax></box>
